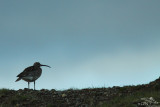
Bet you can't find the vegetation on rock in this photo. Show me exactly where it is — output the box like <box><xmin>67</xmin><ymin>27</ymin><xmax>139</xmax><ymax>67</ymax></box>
<box><xmin>1</xmin><ymin>77</ymin><xmax>160</xmax><ymax>107</ymax></box>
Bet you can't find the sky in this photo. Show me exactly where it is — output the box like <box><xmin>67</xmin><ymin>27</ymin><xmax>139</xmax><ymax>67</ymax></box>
<box><xmin>0</xmin><ymin>0</ymin><xmax>160</xmax><ymax>90</ymax></box>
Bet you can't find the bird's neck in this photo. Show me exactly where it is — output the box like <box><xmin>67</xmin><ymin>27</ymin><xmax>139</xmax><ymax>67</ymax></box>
<box><xmin>34</xmin><ymin>66</ymin><xmax>40</xmax><ymax>69</ymax></box>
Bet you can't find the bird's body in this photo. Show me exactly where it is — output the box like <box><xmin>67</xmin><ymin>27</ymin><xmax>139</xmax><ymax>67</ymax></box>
<box><xmin>16</xmin><ymin>66</ymin><xmax>42</xmax><ymax>82</ymax></box>
<box><xmin>15</xmin><ymin>62</ymin><xmax>51</xmax><ymax>90</ymax></box>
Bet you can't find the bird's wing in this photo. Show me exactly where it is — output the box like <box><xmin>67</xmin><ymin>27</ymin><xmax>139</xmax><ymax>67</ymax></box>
<box><xmin>17</xmin><ymin>66</ymin><xmax>35</xmax><ymax>77</ymax></box>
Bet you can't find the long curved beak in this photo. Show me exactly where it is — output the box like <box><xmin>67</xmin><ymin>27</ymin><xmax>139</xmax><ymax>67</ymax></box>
<box><xmin>41</xmin><ymin>64</ymin><xmax>51</xmax><ymax>68</ymax></box>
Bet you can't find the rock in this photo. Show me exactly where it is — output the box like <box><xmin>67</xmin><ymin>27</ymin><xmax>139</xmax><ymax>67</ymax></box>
<box><xmin>62</xmin><ymin>93</ymin><xmax>67</xmax><ymax>97</ymax></box>
<box><xmin>134</xmin><ymin>97</ymin><xmax>159</xmax><ymax>107</ymax></box>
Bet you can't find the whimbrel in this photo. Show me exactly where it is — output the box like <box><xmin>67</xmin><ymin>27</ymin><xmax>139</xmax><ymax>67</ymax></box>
<box><xmin>15</xmin><ymin>62</ymin><xmax>51</xmax><ymax>90</ymax></box>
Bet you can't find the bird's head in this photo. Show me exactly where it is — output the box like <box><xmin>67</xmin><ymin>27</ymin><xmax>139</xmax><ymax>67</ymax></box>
<box><xmin>33</xmin><ymin>62</ymin><xmax>51</xmax><ymax>68</ymax></box>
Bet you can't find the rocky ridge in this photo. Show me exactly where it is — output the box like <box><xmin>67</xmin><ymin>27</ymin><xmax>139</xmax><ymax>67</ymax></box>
<box><xmin>1</xmin><ymin>77</ymin><xmax>160</xmax><ymax>107</ymax></box>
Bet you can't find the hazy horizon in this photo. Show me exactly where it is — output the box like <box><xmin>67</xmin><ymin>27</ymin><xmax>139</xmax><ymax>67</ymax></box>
<box><xmin>1</xmin><ymin>0</ymin><xmax>160</xmax><ymax>90</ymax></box>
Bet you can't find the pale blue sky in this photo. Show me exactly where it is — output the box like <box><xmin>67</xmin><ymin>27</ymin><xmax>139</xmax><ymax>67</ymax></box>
<box><xmin>0</xmin><ymin>0</ymin><xmax>160</xmax><ymax>90</ymax></box>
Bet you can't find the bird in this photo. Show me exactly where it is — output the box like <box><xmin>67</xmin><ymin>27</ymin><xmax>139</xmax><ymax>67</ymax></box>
<box><xmin>15</xmin><ymin>62</ymin><xmax>51</xmax><ymax>90</ymax></box>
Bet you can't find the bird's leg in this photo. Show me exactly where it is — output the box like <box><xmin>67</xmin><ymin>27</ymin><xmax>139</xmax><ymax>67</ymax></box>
<box><xmin>28</xmin><ymin>82</ymin><xmax>29</xmax><ymax>89</ymax></box>
<box><xmin>34</xmin><ymin>81</ymin><xmax>35</xmax><ymax>90</ymax></box>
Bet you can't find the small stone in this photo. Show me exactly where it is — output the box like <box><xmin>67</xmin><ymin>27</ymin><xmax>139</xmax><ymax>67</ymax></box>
<box><xmin>16</xmin><ymin>104</ymin><xmax>20</xmax><ymax>107</ymax></box>
<box><xmin>62</xmin><ymin>94</ymin><xmax>67</xmax><ymax>97</ymax></box>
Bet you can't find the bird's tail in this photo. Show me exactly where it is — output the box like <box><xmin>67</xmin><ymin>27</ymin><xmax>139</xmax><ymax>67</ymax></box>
<box><xmin>15</xmin><ymin>78</ymin><xmax>21</xmax><ymax>82</ymax></box>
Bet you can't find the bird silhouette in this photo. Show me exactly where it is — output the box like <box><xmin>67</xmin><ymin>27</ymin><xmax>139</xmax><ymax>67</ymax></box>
<box><xmin>15</xmin><ymin>62</ymin><xmax>51</xmax><ymax>90</ymax></box>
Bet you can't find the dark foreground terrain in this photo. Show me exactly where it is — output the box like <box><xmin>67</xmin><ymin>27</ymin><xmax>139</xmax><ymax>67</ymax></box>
<box><xmin>1</xmin><ymin>78</ymin><xmax>160</xmax><ymax>107</ymax></box>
